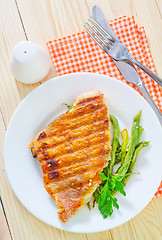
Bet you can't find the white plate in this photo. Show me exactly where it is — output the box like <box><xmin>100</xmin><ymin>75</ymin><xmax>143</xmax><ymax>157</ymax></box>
<box><xmin>4</xmin><ymin>72</ymin><xmax>162</xmax><ymax>233</ymax></box>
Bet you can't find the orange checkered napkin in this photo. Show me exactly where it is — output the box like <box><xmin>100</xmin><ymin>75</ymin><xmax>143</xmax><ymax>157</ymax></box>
<box><xmin>47</xmin><ymin>16</ymin><xmax>162</xmax><ymax>198</ymax></box>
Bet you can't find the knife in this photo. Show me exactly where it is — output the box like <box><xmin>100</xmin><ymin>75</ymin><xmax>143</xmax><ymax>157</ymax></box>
<box><xmin>92</xmin><ymin>5</ymin><xmax>162</xmax><ymax>125</ymax></box>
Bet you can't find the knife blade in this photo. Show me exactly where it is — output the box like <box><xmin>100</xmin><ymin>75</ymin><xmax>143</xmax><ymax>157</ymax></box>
<box><xmin>92</xmin><ymin>5</ymin><xmax>142</xmax><ymax>85</ymax></box>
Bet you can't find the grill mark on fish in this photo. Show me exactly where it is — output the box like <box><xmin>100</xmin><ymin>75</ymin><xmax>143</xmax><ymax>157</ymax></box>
<box><xmin>46</xmin><ymin>159</ymin><xmax>58</xmax><ymax>167</ymax></box>
<box><xmin>45</xmin><ymin>156</ymin><xmax>107</xmax><ymax>184</ymax></box>
<box><xmin>42</xmin><ymin>152</ymin><xmax>109</xmax><ymax>175</ymax></box>
<box><xmin>76</xmin><ymin>95</ymin><xmax>101</xmax><ymax>106</ymax></box>
<box><xmin>41</xmin><ymin>142</ymin><xmax>108</xmax><ymax>171</ymax></box>
<box><xmin>33</xmin><ymin>141</ymin><xmax>108</xmax><ymax>170</ymax></box>
<box><xmin>37</xmin><ymin>133</ymin><xmax>108</xmax><ymax>161</ymax></box>
<box><xmin>36</xmin><ymin>106</ymin><xmax>107</xmax><ymax>140</ymax></box>
<box><xmin>45</xmin><ymin>169</ymin><xmax>100</xmax><ymax>188</ymax></box>
<box><xmin>48</xmin><ymin>102</ymin><xmax>102</xmax><ymax>127</ymax></box>
<box><xmin>46</xmin><ymin>178</ymin><xmax>97</xmax><ymax>194</ymax></box>
<box><xmin>48</xmin><ymin>170</ymin><xmax>59</xmax><ymax>179</ymax></box>
<box><xmin>45</xmin><ymin>175</ymin><xmax>101</xmax><ymax>198</ymax></box>
<box><xmin>37</xmin><ymin>118</ymin><xmax>109</xmax><ymax>151</ymax></box>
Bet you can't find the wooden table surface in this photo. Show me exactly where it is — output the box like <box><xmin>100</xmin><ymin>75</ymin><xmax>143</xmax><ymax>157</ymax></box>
<box><xmin>0</xmin><ymin>0</ymin><xmax>162</xmax><ymax>239</ymax></box>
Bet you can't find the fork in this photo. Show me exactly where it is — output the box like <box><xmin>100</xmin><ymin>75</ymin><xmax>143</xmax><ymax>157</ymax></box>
<box><xmin>84</xmin><ymin>17</ymin><xmax>162</xmax><ymax>87</ymax></box>
<box><xmin>84</xmin><ymin>17</ymin><xmax>162</xmax><ymax>125</ymax></box>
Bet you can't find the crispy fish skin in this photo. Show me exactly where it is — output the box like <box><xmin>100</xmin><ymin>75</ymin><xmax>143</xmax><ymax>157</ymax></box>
<box><xmin>30</xmin><ymin>89</ymin><xmax>111</xmax><ymax>223</ymax></box>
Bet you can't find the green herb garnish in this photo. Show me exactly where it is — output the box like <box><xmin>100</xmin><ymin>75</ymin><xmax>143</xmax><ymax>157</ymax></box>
<box><xmin>62</xmin><ymin>103</ymin><xmax>73</xmax><ymax>110</ymax></box>
<box><xmin>98</xmin><ymin>169</ymin><xmax>126</xmax><ymax>218</ymax></box>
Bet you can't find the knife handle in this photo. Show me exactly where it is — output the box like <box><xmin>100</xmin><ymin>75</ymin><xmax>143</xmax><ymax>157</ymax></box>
<box><xmin>131</xmin><ymin>58</ymin><xmax>162</xmax><ymax>87</ymax></box>
<box><xmin>137</xmin><ymin>81</ymin><xmax>162</xmax><ymax>125</ymax></box>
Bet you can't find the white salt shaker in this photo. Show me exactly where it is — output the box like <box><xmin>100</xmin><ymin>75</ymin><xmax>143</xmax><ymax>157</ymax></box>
<box><xmin>10</xmin><ymin>41</ymin><xmax>51</xmax><ymax>84</ymax></box>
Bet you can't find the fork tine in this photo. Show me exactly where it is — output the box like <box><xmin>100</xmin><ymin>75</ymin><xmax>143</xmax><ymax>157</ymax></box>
<box><xmin>88</xmin><ymin>19</ymin><xmax>113</xmax><ymax>47</ymax></box>
<box><xmin>83</xmin><ymin>24</ymin><xmax>108</xmax><ymax>53</ymax></box>
<box><xmin>90</xmin><ymin>17</ymin><xmax>115</xmax><ymax>43</ymax></box>
<box><xmin>84</xmin><ymin>22</ymin><xmax>111</xmax><ymax>49</ymax></box>
<box><xmin>88</xmin><ymin>19</ymin><xmax>110</xmax><ymax>43</ymax></box>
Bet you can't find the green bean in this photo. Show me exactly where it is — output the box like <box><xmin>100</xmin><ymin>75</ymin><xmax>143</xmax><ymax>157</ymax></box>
<box><xmin>122</xmin><ymin>141</ymin><xmax>149</xmax><ymax>186</ymax></box>
<box><xmin>117</xmin><ymin>111</ymin><xmax>142</xmax><ymax>177</ymax></box>
<box><xmin>112</xmin><ymin>141</ymin><xmax>149</xmax><ymax>195</ymax></box>
<box><xmin>93</xmin><ymin>188</ymin><xmax>101</xmax><ymax>203</ymax></box>
<box><xmin>137</xmin><ymin>126</ymin><xmax>144</xmax><ymax>143</ymax></box>
<box><xmin>87</xmin><ymin>202</ymin><xmax>91</xmax><ymax>210</ymax></box>
<box><xmin>115</xmin><ymin>130</ymin><xmax>128</xmax><ymax>165</ymax></box>
<box><xmin>115</xmin><ymin>152</ymin><xmax>122</xmax><ymax>164</ymax></box>
<box><xmin>121</xmin><ymin>129</ymin><xmax>129</xmax><ymax>165</ymax></box>
<box><xmin>116</xmin><ymin>140</ymin><xmax>121</xmax><ymax>152</ymax></box>
<box><xmin>114</xmin><ymin>141</ymin><xmax>122</xmax><ymax>164</ymax></box>
<box><xmin>109</xmin><ymin>115</ymin><xmax>120</xmax><ymax>174</ymax></box>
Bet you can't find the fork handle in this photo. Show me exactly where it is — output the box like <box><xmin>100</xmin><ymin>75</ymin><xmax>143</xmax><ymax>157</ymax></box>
<box><xmin>137</xmin><ymin>81</ymin><xmax>162</xmax><ymax>125</ymax></box>
<box><xmin>131</xmin><ymin>57</ymin><xmax>162</xmax><ymax>87</ymax></box>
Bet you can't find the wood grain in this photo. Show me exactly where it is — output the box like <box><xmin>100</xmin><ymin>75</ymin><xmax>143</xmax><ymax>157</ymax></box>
<box><xmin>0</xmin><ymin>201</ymin><xmax>11</xmax><ymax>240</ymax></box>
<box><xmin>152</xmin><ymin>196</ymin><xmax>162</xmax><ymax>231</ymax></box>
<box><xmin>156</xmin><ymin>0</ymin><xmax>162</xmax><ymax>17</ymax></box>
<box><xmin>109</xmin><ymin>0</ymin><xmax>133</xmax><ymax>17</ymax></box>
<box><xmin>132</xmin><ymin>0</ymin><xmax>162</xmax><ymax>76</ymax></box>
<box><xmin>0</xmin><ymin>0</ymin><xmax>162</xmax><ymax>239</ymax></box>
<box><xmin>0</xmin><ymin>0</ymin><xmax>38</xmax><ymax>125</ymax></box>
<box><xmin>132</xmin><ymin>201</ymin><xmax>162</xmax><ymax>239</ymax></box>
<box><xmin>86</xmin><ymin>231</ymin><xmax>112</xmax><ymax>240</ymax></box>
<box><xmin>110</xmin><ymin>221</ymin><xmax>138</xmax><ymax>240</ymax></box>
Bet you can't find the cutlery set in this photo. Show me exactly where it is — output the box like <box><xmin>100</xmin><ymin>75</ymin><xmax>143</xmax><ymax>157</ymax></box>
<box><xmin>84</xmin><ymin>6</ymin><xmax>162</xmax><ymax>125</ymax></box>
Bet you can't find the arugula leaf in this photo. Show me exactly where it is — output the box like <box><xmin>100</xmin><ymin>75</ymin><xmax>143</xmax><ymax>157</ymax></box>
<box><xmin>111</xmin><ymin>196</ymin><xmax>119</xmax><ymax>209</ymax></box>
<box><xmin>62</xmin><ymin>103</ymin><xmax>73</xmax><ymax>109</ymax></box>
<box><xmin>108</xmin><ymin>177</ymin><xmax>115</xmax><ymax>190</ymax></box>
<box><xmin>98</xmin><ymin>172</ymin><xmax>108</xmax><ymax>181</ymax></box>
<box><xmin>114</xmin><ymin>178</ymin><xmax>126</xmax><ymax>196</ymax></box>
<box><xmin>99</xmin><ymin>198</ymin><xmax>113</xmax><ymax>218</ymax></box>
<box><xmin>98</xmin><ymin>181</ymin><xmax>112</xmax><ymax>218</ymax></box>
<box><xmin>98</xmin><ymin>181</ymin><xmax>110</xmax><ymax>207</ymax></box>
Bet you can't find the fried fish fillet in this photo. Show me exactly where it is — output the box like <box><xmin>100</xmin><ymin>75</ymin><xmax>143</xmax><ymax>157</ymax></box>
<box><xmin>30</xmin><ymin>89</ymin><xmax>111</xmax><ymax>222</ymax></box>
